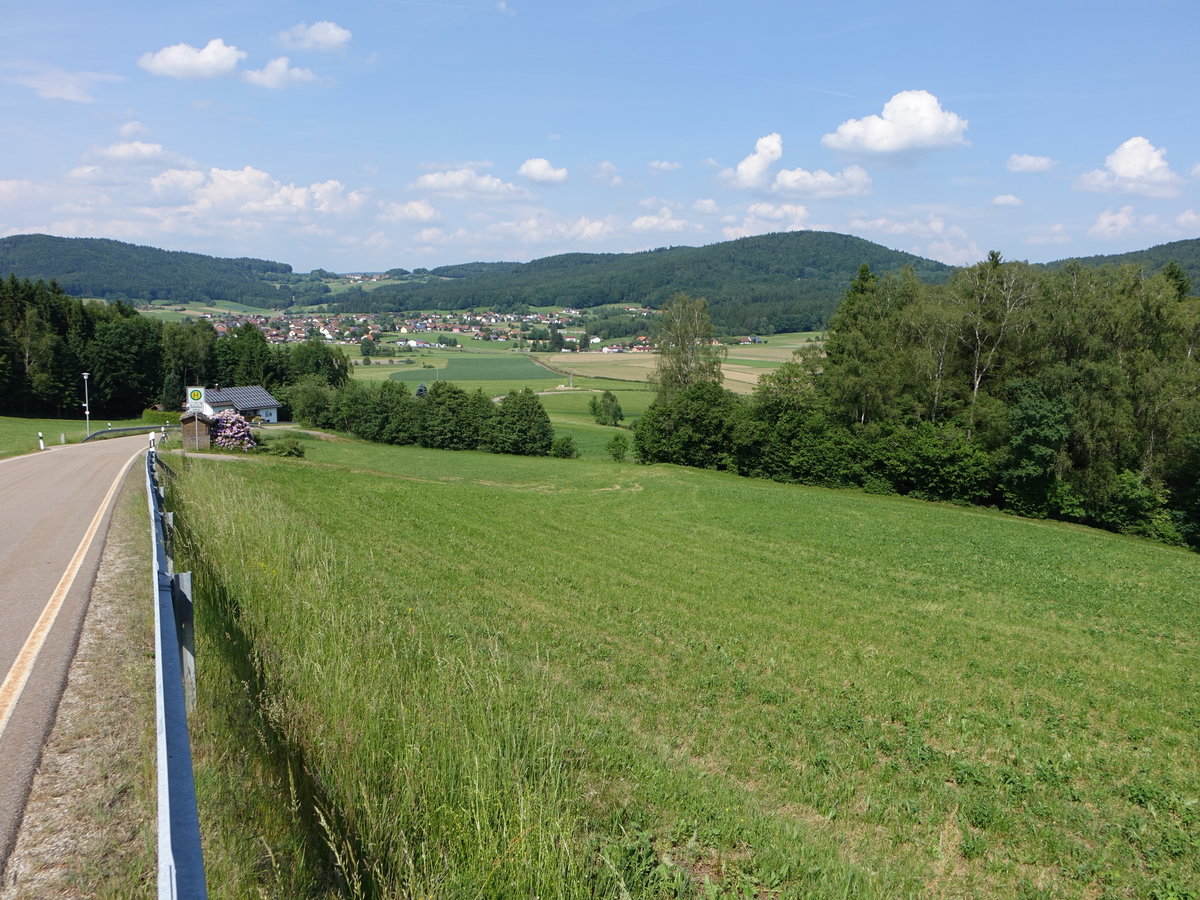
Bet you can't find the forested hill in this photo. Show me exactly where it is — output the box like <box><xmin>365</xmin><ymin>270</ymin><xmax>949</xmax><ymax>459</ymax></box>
<box><xmin>1043</xmin><ymin>237</ymin><xmax>1200</xmax><ymax>279</ymax></box>
<box><xmin>0</xmin><ymin>234</ymin><xmax>294</xmax><ymax>307</ymax></box>
<box><xmin>339</xmin><ymin>232</ymin><xmax>957</xmax><ymax>333</ymax></box>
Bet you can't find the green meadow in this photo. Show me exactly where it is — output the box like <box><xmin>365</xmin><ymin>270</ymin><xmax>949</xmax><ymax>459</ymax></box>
<box><xmin>0</xmin><ymin>415</ymin><xmax>148</xmax><ymax>458</ymax></box>
<box><xmin>173</xmin><ymin>436</ymin><xmax>1199</xmax><ymax>898</ymax></box>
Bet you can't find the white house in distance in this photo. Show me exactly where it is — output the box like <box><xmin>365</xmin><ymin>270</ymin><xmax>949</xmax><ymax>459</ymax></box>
<box><xmin>186</xmin><ymin>385</ymin><xmax>281</xmax><ymax>423</ymax></box>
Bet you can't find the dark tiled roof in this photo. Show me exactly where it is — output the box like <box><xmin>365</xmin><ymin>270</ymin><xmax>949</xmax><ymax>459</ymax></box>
<box><xmin>207</xmin><ymin>385</ymin><xmax>280</xmax><ymax>409</ymax></box>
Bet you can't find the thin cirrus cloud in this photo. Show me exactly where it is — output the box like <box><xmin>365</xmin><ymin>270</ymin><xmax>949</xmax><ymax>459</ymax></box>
<box><xmin>138</xmin><ymin>38</ymin><xmax>246</xmax><ymax>79</ymax></box>
<box><xmin>517</xmin><ymin>158</ymin><xmax>568</xmax><ymax>183</ymax></box>
<box><xmin>1075</xmin><ymin>137</ymin><xmax>1183</xmax><ymax>198</ymax></box>
<box><xmin>278</xmin><ymin>21</ymin><xmax>352</xmax><ymax>51</ymax></box>
<box><xmin>993</xmin><ymin>194</ymin><xmax>1022</xmax><ymax>206</ymax></box>
<box><xmin>821</xmin><ymin>90</ymin><xmax>969</xmax><ymax>154</ymax></box>
<box><xmin>243</xmin><ymin>57</ymin><xmax>316</xmax><ymax>89</ymax></box>
<box><xmin>10</xmin><ymin>65</ymin><xmax>123</xmax><ymax>103</ymax></box>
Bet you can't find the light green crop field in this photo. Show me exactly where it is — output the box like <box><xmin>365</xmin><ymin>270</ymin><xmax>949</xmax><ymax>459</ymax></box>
<box><xmin>139</xmin><ymin>298</ymin><xmax>275</xmax><ymax>321</ymax></box>
<box><xmin>173</xmin><ymin>438</ymin><xmax>1199</xmax><ymax>899</ymax></box>
<box><xmin>0</xmin><ymin>415</ymin><xmax>149</xmax><ymax>458</ymax></box>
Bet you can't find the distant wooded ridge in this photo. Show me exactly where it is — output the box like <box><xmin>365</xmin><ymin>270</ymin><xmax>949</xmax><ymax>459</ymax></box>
<box><xmin>2</xmin><ymin>231</ymin><xmax>1198</xmax><ymax>333</ymax></box>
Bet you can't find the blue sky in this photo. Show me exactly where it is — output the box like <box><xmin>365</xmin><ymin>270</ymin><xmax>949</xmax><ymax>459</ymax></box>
<box><xmin>3</xmin><ymin>0</ymin><xmax>1198</xmax><ymax>272</ymax></box>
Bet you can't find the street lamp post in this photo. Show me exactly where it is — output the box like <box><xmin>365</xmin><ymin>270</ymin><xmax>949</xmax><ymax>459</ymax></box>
<box><xmin>82</xmin><ymin>372</ymin><xmax>90</xmax><ymax>437</ymax></box>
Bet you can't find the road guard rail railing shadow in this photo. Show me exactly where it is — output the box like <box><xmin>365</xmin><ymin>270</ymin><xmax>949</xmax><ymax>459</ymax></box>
<box><xmin>84</xmin><ymin>424</ymin><xmax>182</xmax><ymax>443</ymax></box>
<box><xmin>146</xmin><ymin>445</ymin><xmax>208</xmax><ymax>898</ymax></box>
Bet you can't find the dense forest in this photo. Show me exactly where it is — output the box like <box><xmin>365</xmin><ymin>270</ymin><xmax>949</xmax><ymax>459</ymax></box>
<box><xmin>0</xmin><ymin>234</ymin><xmax>312</xmax><ymax>307</ymax></box>
<box><xmin>333</xmin><ymin>232</ymin><xmax>957</xmax><ymax>333</ymax></box>
<box><xmin>633</xmin><ymin>257</ymin><xmax>1200</xmax><ymax>550</ymax></box>
<box><xmin>0</xmin><ymin>275</ymin><xmax>347</xmax><ymax>418</ymax></box>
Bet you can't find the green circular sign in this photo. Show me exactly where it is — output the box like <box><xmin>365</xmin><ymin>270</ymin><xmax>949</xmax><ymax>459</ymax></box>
<box><xmin>189</xmin><ymin>389</ymin><xmax>203</xmax><ymax>401</ymax></box>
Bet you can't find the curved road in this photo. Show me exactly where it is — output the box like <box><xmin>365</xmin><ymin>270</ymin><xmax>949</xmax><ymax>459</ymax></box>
<box><xmin>0</xmin><ymin>434</ymin><xmax>148</xmax><ymax>876</ymax></box>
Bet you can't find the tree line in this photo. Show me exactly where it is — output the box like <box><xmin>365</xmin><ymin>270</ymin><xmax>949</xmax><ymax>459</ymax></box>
<box><xmin>634</xmin><ymin>267</ymin><xmax>1200</xmax><ymax>549</ymax></box>
<box><xmin>0</xmin><ymin>275</ymin><xmax>348</xmax><ymax>418</ymax></box>
<box><xmin>286</xmin><ymin>377</ymin><xmax>573</xmax><ymax>457</ymax></box>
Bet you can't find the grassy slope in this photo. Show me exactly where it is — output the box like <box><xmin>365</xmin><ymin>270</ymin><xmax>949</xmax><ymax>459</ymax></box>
<box><xmin>0</xmin><ymin>416</ymin><xmax>147</xmax><ymax>458</ymax></box>
<box><xmin>174</xmin><ymin>439</ymin><xmax>1200</xmax><ymax>898</ymax></box>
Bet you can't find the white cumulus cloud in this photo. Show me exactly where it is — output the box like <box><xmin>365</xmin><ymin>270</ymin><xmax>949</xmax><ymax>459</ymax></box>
<box><xmin>1089</xmin><ymin>205</ymin><xmax>1138</xmax><ymax>238</ymax></box>
<box><xmin>723</xmin><ymin>133</ymin><xmax>783</xmax><ymax>189</ymax></box>
<box><xmin>243</xmin><ymin>57</ymin><xmax>316</xmax><ymax>89</ymax></box>
<box><xmin>1178</xmin><ymin>209</ymin><xmax>1200</xmax><ymax>230</ymax></box>
<box><xmin>279</xmin><ymin>21</ymin><xmax>352</xmax><ymax>51</ymax></box>
<box><xmin>518</xmin><ymin>158</ymin><xmax>568</xmax><ymax>183</ymax></box>
<box><xmin>631</xmin><ymin>206</ymin><xmax>693</xmax><ymax>232</ymax></box>
<box><xmin>993</xmin><ymin>194</ymin><xmax>1022</xmax><ymax>206</ymax></box>
<box><xmin>773</xmin><ymin>163</ymin><xmax>871</xmax><ymax>198</ymax></box>
<box><xmin>410</xmin><ymin>167</ymin><xmax>528</xmax><ymax>199</ymax></box>
<box><xmin>722</xmin><ymin>203</ymin><xmax>809</xmax><ymax>239</ymax></box>
<box><xmin>138</xmin><ymin>38</ymin><xmax>246</xmax><ymax>79</ymax></box>
<box><xmin>649</xmin><ymin>160</ymin><xmax>682</xmax><ymax>173</ymax></box>
<box><xmin>380</xmin><ymin>199</ymin><xmax>439</xmax><ymax>223</ymax></box>
<box><xmin>1007</xmin><ymin>153</ymin><xmax>1056</xmax><ymax>173</ymax></box>
<box><xmin>822</xmin><ymin>90</ymin><xmax>968</xmax><ymax>154</ymax></box>
<box><xmin>594</xmin><ymin>161</ymin><xmax>623</xmax><ymax>187</ymax></box>
<box><xmin>693</xmin><ymin>198</ymin><xmax>719</xmax><ymax>214</ymax></box>
<box><xmin>151</xmin><ymin>168</ymin><xmax>208</xmax><ymax>201</ymax></box>
<box><xmin>96</xmin><ymin>141</ymin><xmax>172</xmax><ymax>163</ymax></box>
<box><xmin>1076</xmin><ymin>137</ymin><xmax>1183</xmax><ymax>198</ymax></box>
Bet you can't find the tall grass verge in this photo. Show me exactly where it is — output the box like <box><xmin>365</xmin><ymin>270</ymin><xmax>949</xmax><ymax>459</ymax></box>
<box><xmin>176</xmin><ymin>463</ymin><xmax>618</xmax><ymax>897</ymax></box>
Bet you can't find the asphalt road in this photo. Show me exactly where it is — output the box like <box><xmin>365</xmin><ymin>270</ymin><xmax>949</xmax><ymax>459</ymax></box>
<box><xmin>0</xmin><ymin>434</ymin><xmax>148</xmax><ymax>877</ymax></box>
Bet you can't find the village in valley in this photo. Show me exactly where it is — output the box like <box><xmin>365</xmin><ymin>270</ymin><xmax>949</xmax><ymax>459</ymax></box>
<box><xmin>180</xmin><ymin>305</ymin><xmax>677</xmax><ymax>353</ymax></box>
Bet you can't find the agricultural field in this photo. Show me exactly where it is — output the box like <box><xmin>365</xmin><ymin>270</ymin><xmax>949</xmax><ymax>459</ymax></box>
<box><xmin>173</xmin><ymin>436</ymin><xmax>1200</xmax><ymax>898</ymax></box>
<box><xmin>139</xmin><ymin>298</ymin><xmax>275</xmax><ymax>322</ymax></box>
<box><xmin>542</xmin><ymin>333</ymin><xmax>821</xmax><ymax>395</ymax></box>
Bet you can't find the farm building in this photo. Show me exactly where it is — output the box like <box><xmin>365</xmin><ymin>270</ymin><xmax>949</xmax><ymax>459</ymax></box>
<box><xmin>198</xmin><ymin>385</ymin><xmax>282</xmax><ymax>423</ymax></box>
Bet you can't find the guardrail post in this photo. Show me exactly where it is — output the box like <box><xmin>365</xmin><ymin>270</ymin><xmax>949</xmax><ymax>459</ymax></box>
<box><xmin>164</xmin><ymin>512</ymin><xmax>175</xmax><ymax>574</ymax></box>
<box><xmin>172</xmin><ymin>572</ymin><xmax>196</xmax><ymax>714</ymax></box>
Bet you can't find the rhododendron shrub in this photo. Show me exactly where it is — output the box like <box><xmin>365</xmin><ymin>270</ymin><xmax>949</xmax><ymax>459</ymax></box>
<box><xmin>211</xmin><ymin>410</ymin><xmax>257</xmax><ymax>451</ymax></box>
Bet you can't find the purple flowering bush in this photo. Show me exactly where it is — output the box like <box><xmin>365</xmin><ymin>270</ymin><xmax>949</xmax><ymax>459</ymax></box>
<box><xmin>211</xmin><ymin>410</ymin><xmax>257</xmax><ymax>451</ymax></box>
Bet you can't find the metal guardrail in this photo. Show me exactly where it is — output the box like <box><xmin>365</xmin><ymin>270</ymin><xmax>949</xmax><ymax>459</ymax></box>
<box><xmin>83</xmin><ymin>424</ymin><xmax>182</xmax><ymax>443</ymax></box>
<box><xmin>146</xmin><ymin>447</ymin><xmax>207</xmax><ymax>899</ymax></box>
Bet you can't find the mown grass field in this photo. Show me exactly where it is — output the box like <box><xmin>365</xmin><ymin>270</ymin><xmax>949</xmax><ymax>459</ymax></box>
<box><xmin>0</xmin><ymin>415</ymin><xmax>148</xmax><ymax>458</ymax></box>
<box><xmin>173</xmin><ymin>436</ymin><xmax>1199</xmax><ymax>899</ymax></box>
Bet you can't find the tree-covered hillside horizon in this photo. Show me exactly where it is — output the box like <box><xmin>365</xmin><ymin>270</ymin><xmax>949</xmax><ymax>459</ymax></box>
<box><xmin>3</xmin><ymin>231</ymin><xmax>1199</xmax><ymax>334</ymax></box>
